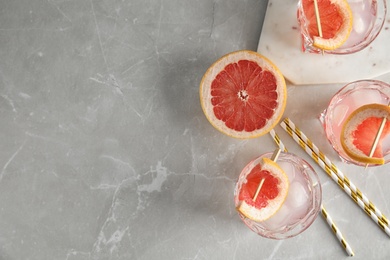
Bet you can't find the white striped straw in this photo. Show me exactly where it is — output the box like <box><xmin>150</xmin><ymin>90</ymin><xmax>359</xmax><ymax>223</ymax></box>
<box><xmin>269</xmin><ymin>129</ymin><xmax>287</xmax><ymax>152</ymax></box>
<box><xmin>281</xmin><ymin>119</ymin><xmax>390</xmax><ymax>237</ymax></box>
<box><xmin>283</xmin><ymin>118</ymin><xmax>389</xmax><ymax>227</ymax></box>
<box><xmin>321</xmin><ymin>206</ymin><xmax>354</xmax><ymax>256</ymax></box>
<box><xmin>268</xmin><ymin>129</ymin><xmax>354</xmax><ymax>256</ymax></box>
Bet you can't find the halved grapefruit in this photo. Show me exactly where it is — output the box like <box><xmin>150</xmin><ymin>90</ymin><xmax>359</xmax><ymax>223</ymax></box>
<box><xmin>237</xmin><ymin>158</ymin><xmax>289</xmax><ymax>222</ymax></box>
<box><xmin>301</xmin><ymin>0</ymin><xmax>353</xmax><ymax>50</ymax></box>
<box><xmin>340</xmin><ymin>104</ymin><xmax>390</xmax><ymax>165</ymax></box>
<box><xmin>199</xmin><ymin>50</ymin><xmax>287</xmax><ymax>139</ymax></box>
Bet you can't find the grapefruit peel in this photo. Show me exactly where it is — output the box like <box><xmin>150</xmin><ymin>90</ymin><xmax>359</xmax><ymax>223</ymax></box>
<box><xmin>340</xmin><ymin>104</ymin><xmax>390</xmax><ymax>165</ymax></box>
<box><xmin>237</xmin><ymin>158</ymin><xmax>289</xmax><ymax>222</ymax></box>
<box><xmin>199</xmin><ymin>50</ymin><xmax>287</xmax><ymax>139</ymax></box>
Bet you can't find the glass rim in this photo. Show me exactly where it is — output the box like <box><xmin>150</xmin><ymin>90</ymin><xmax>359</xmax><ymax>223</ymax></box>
<box><xmin>297</xmin><ymin>0</ymin><xmax>387</xmax><ymax>55</ymax></box>
<box><xmin>234</xmin><ymin>151</ymin><xmax>322</xmax><ymax>239</ymax></box>
<box><xmin>322</xmin><ymin>79</ymin><xmax>390</xmax><ymax>166</ymax></box>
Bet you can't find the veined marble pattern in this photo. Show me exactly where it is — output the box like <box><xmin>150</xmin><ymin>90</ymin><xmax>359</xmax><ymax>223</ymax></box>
<box><xmin>0</xmin><ymin>0</ymin><xmax>390</xmax><ymax>259</ymax></box>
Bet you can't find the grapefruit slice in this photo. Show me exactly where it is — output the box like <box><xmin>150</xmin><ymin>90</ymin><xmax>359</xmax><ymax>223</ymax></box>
<box><xmin>340</xmin><ymin>104</ymin><xmax>390</xmax><ymax>165</ymax></box>
<box><xmin>301</xmin><ymin>0</ymin><xmax>353</xmax><ymax>50</ymax></box>
<box><xmin>199</xmin><ymin>50</ymin><xmax>287</xmax><ymax>139</ymax></box>
<box><xmin>237</xmin><ymin>158</ymin><xmax>289</xmax><ymax>222</ymax></box>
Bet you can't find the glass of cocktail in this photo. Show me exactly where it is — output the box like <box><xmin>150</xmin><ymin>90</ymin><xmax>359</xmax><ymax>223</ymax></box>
<box><xmin>297</xmin><ymin>0</ymin><xmax>387</xmax><ymax>54</ymax></box>
<box><xmin>234</xmin><ymin>151</ymin><xmax>322</xmax><ymax>239</ymax></box>
<box><xmin>320</xmin><ymin>80</ymin><xmax>390</xmax><ymax>166</ymax></box>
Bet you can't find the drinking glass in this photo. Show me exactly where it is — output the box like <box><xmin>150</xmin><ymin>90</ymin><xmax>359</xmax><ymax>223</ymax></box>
<box><xmin>297</xmin><ymin>0</ymin><xmax>387</xmax><ymax>54</ymax></box>
<box><xmin>234</xmin><ymin>152</ymin><xmax>322</xmax><ymax>239</ymax></box>
<box><xmin>320</xmin><ymin>80</ymin><xmax>390</xmax><ymax>166</ymax></box>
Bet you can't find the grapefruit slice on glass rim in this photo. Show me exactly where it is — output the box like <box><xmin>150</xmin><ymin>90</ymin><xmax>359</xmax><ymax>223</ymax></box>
<box><xmin>236</xmin><ymin>158</ymin><xmax>289</xmax><ymax>222</ymax></box>
<box><xmin>301</xmin><ymin>0</ymin><xmax>353</xmax><ymax>50</ymax></box>
<box><xmin>199</xmin><ymin>50</ymin><xmax>287</xmax><ymax>139</ymax></box>
<box><xmin>340</xmin><ymin>104</ymin><xmax>390</xmax><ymax>165</ymax></box>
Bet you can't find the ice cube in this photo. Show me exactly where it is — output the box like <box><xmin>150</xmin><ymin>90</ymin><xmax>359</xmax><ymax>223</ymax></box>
<box><xmin>348</xmin><ymin>0</ymin><xmax>366</xmax><ymax>10</ymax></box>
<box><xmin>277</xmin><ymin>161</ymin><xmax>296</xmax><ymax>181</ymax></box>
<box><xmin>285</xmin><ymin>181</ymin><xmax>309</xmax><ymax>209</ymax></box>
<box><xmin>262</xmin><ymin>204</ymin><xmax>291</xmax><ymax>231</ymax></box>
<box><xmin>353</xmin><ymin>15</ymin><xmax>366</xmax><ymax>34</ymax></box>
<box><xmin>289</xmin><ymin>203</ymin><xmax>310</xmax><ymax>225</ymax></box>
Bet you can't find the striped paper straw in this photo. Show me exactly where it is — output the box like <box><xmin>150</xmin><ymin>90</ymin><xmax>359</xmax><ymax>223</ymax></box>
<box><xmin>268</xmin><ymin>129</ymin><xmax>354</xmax><ymax>256</ymax></box>
<box><xmin>269</xmin><ymin>129</ymin><xmax>287</xmax><ymax>152</ymax></box>
<box><xmin>321</xmin><ymin>206</ymin><xmax>354</xmax><ymax>256</ymax></box>
<box><xmin>284</xmin><ymin>118</ymin><xmax>389</xmax><ymax>227</ymax></box>
<box><xmin>281</xmin><ymin>119</ymin><xmax>390</xmax><ymax>237</ymax></box>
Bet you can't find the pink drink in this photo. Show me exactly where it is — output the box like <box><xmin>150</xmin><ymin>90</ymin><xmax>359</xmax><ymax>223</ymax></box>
<box><xmin>321</xmin><ymin>80</ymin><xmax>390</xmax><ymax>165</ymax></box>
<box><xmin>234</xmin><ymin>152</ymin><xmax>322</xmax><ymax>239</ymax></box>
<box><xmin>297</xmin><ymin>0</ymin><xmax>387</xmax><ymax>54</ymax></box>
<box><xmin>343</xmin><ymin>0</ymin><xmax>378</xmax><ymax>48</ymax></box>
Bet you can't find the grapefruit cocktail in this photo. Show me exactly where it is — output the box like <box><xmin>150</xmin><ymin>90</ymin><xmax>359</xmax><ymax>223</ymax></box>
<box><xmin>234</xmin><ymin>151</ymin><xmax>322</xmax><ymax>239</ymax></box>
<box><xmin>297</xmin><ymin>0</ymin><xmax>387</xmax><ymax>54</ymax></box>
<box><xmin>321</xmin><ymin>80</ymin><xmax>390</xmax><ymax>166</ymax></box>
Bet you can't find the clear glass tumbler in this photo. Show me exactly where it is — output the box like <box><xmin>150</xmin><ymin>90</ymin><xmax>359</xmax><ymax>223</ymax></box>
<box><xmin>234</xmin><ymin>152</ymin><xmax>322</xmax><ymax>239</ymax></box>
<box><xmin>297</xmin><ymin>0</ymin><xmax>387</xmax><ymax>54</ymax></box>
<box><xmin>320</xmin><ymin>80</ymin><xmax>390</xmax><ymax>166</ymax></box>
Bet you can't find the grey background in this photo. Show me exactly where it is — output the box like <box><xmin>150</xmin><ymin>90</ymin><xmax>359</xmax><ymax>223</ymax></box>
<box><xmin>1</xmin><ymin>0</ymin><xmax>390</xmax><ymax>259</ymax></box>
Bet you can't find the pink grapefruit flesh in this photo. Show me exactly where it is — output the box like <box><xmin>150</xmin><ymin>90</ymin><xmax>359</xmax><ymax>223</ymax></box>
<box><xmin>200</xmin><ymin>50</ymin><xmax>286</xmax><ymax>139</ymax></box>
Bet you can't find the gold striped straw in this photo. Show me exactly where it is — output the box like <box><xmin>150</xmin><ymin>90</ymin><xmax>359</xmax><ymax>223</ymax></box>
<box><xmin>282</xmin><ymin>118</ymin><xmax>389</xmax><ymax>227</ymax></box>
<box><xmin>269</xmin><ymin>129</ymin><xmax>287</xmax><ymax>152</ymax></box>
<box><xmin>268</xmin><ymin>129</ymin><xmax>354</xmax><ymax>256</ymax></box>
<box><xmin>321</xmin><ymin>206</ymin><xmax>354</xmax><ymax>256</ymax></box>
<box><xmin>280</xmin><ymin>118</ymin><xmax>390</xmax><ymax>237</ymax></box>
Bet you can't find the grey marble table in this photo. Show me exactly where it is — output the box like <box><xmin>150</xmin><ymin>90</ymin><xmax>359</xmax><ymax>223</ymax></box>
<box><xmin>1</xmin><ymin>0</ymin><xmax>390</xmax><ymax>259</ymax></box>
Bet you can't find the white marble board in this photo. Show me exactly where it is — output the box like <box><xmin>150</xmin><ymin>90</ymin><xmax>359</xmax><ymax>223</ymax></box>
<box><xmin>257</xmin><ymin>0</ymin><xmax>390</xmax><ymax>85</ymax></box>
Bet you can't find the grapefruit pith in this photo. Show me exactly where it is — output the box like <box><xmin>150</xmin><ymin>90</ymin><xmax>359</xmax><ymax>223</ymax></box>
<box><xmin>237</xmin><ymin>158</ymin><xmax>289</xmax><ymax>222</ymax></box>
<box><xmin>340</xmin><ymin>104</ymin><xmax>390</xmax><ymax>165</ymax></box>
<box><xmin>200</xmin><ymin>50</ymin><xmax>287</xmax><ymax>139</ymax></box>
<box><xmin>301</xmin><ymin>0</ymin><xmax>353</xmax><ymax>50</ymax></box>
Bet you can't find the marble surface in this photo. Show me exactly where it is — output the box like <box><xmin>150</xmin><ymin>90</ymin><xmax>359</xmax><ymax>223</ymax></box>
<box><xmin>1</xmin><ymin>0</ymin><xmax>390</xmax><ymax>259</ymax></box>
<box><xmin>258</xmin><ymin>0</ymin><xmax>390</xmax><ymax>85</ymax></box>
